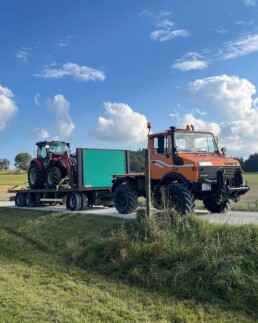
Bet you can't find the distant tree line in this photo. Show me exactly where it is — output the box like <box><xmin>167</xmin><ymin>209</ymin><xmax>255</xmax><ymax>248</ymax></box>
<box><xmin>0</xmin><ymin>153</ymin><xmax>32</xmax><ymax>172</ymax></box>
<box><xmin>234</xmin><ymin>153</ymin><xmax>258</xmax><ymax>172</ymax></box>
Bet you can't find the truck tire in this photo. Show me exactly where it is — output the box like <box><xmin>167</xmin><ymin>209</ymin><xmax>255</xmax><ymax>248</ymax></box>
<box><xmin>46</xmin><ymin>167</ymin><xmax>62</xmax><ymax>189</ymax></box>
<box><xmin>66</xmin><ymin>192</ymin><xmax>82</xmax><ymax>211</ymax></box>
<box><xmin>28</xmin><ymin>163</ymin><xmax>44</xmax><ymax>189</ymax></box>
<box><xmin>113</xmin><ymin>183</ymin><xmax>138</xmax><ymax>214</ymax></box>
<box><xmin>167</xmin><ymin>184</ymin><xmax>195</xmax><ymax>216</ymax></box>
<box><xmin>203</xmin><ymin>198</ymin><xmax>235</xmax><ymax>213</ymax></box>
<box><xmin>15</xmin><ymin>192</ymin><xmax>26</xmax><ymax>207</ymax></box>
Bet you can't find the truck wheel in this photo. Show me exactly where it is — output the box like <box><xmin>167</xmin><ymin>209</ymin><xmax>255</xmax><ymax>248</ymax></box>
<box><xmin>113</xmin><ymin>183</ymin><xmax>138</xmax><ymax>214</ymax></box>
<box><xmin>28</xmin><ymin>163</ymin><xmax>44</xmax><ymax>189</ymax></box>
<box><xmin>46</xmin><ymin>167</ymin><xmax>62</xmax><ymax>189</ymax></box>
<box><xmin>15</xmin><ymin>192</ymin><xmax>26</xmax><ymax>207</ymax></box>
<box><xmin>167</xmin><ymin>184</ymin><xmax>195</xmax><ymax>216</ymax></box>
<box><xmin>66</xmin><ymin>192</ymin><xmax>82</xmax><ymax>211</ymax></box>
<box><xmin>203</xmin><ymin>198</ymin><xmax>235</xmax><ymax>213</ymax></box>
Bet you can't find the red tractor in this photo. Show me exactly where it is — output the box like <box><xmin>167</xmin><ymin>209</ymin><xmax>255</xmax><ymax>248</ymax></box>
<box><xmin>28</xmin><ymin>141</ymin><xmax>76</xmax><ymax>189</ymax></box>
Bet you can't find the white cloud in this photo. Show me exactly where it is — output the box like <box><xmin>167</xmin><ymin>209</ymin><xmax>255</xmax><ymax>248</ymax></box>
<box><xmin>90</xmin><ymin>102</ymin><xmax>148</xmax><ymax>143</ymax></box>
<box><xmin>244</xmin><ymin>0</ymin><xmax>256</xmax><ymax>5</ymax></box>
<box><xmin>34</xmin><ymin>93</ymin><xmax>40</xmax><ymax>106</ymax></box>
<box><xmin>34</xmin><ymin>62</ymin><xmax>106</xmax><ymax>82</ymax></box>
<box><xmin>46</xmin><ymin>95</ymin><xmax>75</xmax><ymax>137</ymax></box>
<box><xmin>171</xmin><ymin>52</ymin><xmax>208</xmax><ymax>71</ymax></box>
<box><xmin>219</xmin><ymin>33</ymin><xmax>258</xmax><ymax>60</ymax></box>
<box><xmin>16</xmin><ymin>48</ymin><xmax>31</xmax><ymax>62</ymax></box>
<box><xmin>172</xmin><ymin>60</ymin><xmax>208</xmax><ymax>71</ymax></box>
<box><xmin>0</xmin><ymin>85</ymin><xmax>18</xmax><ymax>132</ymax></box>
<box><xmin>176</xmin><ymin>74</ymin><xmax>258</xmax><ymax>156</ymax></box>
<box><xmin>151</xmin><ymin>28</ymin><xmax>189</xmax><ymax>42</ymax></box>
<box><xmin>31</xmin><ymin>127</ymin><xmax>49</xmax><ymax>139</ymax></box>
<box><xmin>138</xmin><ymin>10</ymin><xmax>153</xmax><ymax>17</ymax></box>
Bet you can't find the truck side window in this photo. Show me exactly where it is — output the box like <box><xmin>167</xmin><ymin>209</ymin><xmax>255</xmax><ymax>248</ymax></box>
<box><xmin>154</xmin><ymin>135</ymin><xmax>171</xmax><ymax>154</ymax></box>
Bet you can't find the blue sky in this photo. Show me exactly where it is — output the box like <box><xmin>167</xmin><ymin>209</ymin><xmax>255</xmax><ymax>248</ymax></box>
<box><xmin>1</xmin><ymin>0</ymin><xmax>258</xmax><ymax>167</ymax></box>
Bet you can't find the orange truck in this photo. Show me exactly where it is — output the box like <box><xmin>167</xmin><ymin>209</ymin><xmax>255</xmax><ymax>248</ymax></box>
<box><xmin>112</xmin><ymin>124</ymin><xmax>250</xmax><ymax>215</ymax></box>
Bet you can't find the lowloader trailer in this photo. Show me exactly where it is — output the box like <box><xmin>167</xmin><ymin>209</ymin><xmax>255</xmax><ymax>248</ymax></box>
<box><xmin>14</xmin><ymin>148</ymin><xmax>129</xmax><ymax>211</ymax></box>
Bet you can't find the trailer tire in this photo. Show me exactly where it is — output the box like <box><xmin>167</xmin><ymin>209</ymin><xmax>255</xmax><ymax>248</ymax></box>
<box><xmin>80</xmin><ymin>192</ymin><xmax>88</xmax><ymax>210</ymax></box>
<box><xmin>203</xmin><ymin>197</ymin><xmax>235</xmax><ymax>213</ymax></box>
<box><xmin>28</xmin><ymin>163</ymin><xmax>44</xmax><ymax>189</ymax></box>
<box><xmin>113</xmin><ymin>183</ymin><xmax>138</xmax><ymax>214</ymax></box>
<box><xmin>25</xmin><ymin>193</ymin><xmax>35</xmax><ymax>207</ymax></box>
<box><xmin>15</xmin><ymin>192</ymin><xmax>26</xmax><ymax>207</ymax></box>
<box><xmin>46</xmin><ymin>167</ymin><xmax>62</xmax><ymax>189</ymax></box>
<box><xmin>66</xmin><ymin>192</ymin><xmax>82</xmax><ymax>211</ymax></box>
<box><xmin>167</xmin><ymin>184</ymin><xmax>195</xmax><ymax>216</ymax></box>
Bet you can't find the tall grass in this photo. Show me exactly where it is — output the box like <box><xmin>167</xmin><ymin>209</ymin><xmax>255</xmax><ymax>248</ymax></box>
<box><xmin>76</xmin><ymin>209</ymin><xmax>258</xmax><ymax>316</ymax></box>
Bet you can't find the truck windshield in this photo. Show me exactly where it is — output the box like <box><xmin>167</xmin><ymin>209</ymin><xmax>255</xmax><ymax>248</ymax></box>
<box><xmin>174</xmin><ymin>132</ymin><xmax>218</xmax><ymax>153</ymax></box>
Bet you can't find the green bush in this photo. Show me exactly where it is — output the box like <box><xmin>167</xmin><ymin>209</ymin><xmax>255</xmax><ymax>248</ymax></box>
<box><xmin>76</xmin><ymin>209</ymin><xmax>258</xmax><ymax>316</ymax></box>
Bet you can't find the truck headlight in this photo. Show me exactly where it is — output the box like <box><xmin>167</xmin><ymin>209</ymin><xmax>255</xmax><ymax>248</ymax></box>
<box><xmin>202</xmin><ymin>183</ymin><xmax>211</xmax><ymax>191</ymax></box>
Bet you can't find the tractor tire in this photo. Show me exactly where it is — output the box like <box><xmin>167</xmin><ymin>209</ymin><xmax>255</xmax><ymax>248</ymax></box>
<box><xmin>203</xmin><ymin>197</ymin><xmax>235</xmax><ymax>213</ymax></box>
<box><xmin>46</xmin><ymin>167</ymin><xmax>62</xmax><ymax>189</ymax></box>
<box><xmin>15</xmin><ymin>192</ymin><xmax>26</xmax><ymax>207</ymax></box>
<box><xmin>28</xmin><ymin>163</ymin><xmax>44</xmax><ymax>189</ymax></box>
<box><xmin>66</xmin><ymin>192</ymin><xmax>82</xmax><ymax>211</ymax></box>
<box><xmin>113</xmin><ymin>183</ymin><xmax>138</xmax><ymax>214</ymax></box>
<box><xmin>167</xmin><ymin>184</ymin><xmax>195</xmax><ymax>216</ymax></box>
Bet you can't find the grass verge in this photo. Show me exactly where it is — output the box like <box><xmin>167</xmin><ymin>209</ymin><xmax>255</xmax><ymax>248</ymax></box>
<box><xmin>76</xmin><ymin>209</ymin><xmax>258</xmax><ymax>318</ymax></box>
<box><xmin>0</xmin><ymin>207</ymin><xmax>255</xmax><ymax>322</ymax></box>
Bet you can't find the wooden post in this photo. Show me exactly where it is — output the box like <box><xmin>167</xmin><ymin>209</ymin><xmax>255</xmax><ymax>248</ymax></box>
<box><xmin>145</xmin><ymin>148</ymin><xmax>151</xmax><ymax>218</ymax></box>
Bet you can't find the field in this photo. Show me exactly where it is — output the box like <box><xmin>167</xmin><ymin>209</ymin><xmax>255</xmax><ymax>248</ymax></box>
<box><xmin>0</xmin><ymin>207</ymin><xmax>256</xmax><ymax>322</ymax></box>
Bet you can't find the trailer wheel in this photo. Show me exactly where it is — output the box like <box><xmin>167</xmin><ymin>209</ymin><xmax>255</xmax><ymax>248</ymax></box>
<box><xmin>80</xmin><ymin>192</ymin><xmax>88</xmax><ymax>210</ymax></box>
<box><xmin>167</xmin><ymin>184</ymin><xmax>195</xmax><ymax>216</ymax></box>
<box><xmin>113</xmin><ymin>183</ymin><xmax>138</xmax><ymax>214</ymax></box>
<box><xmin>15</xmin><ymin>192</ymin><xmax>26</xmax><ymax>207</ymax></box>
<box><xmin>66</xmin><ymin>192</ymin><xmax>82</xmax><ymax>211</ymax></box>
<box><xmin>203</xmin><ymin>197</ymin><xmax>235</xmax><ymax>213</ymax></box>
<box><xmin>25</xmin><ymin>193</ymin><xmax>35</xmax><ymax>207</ymax></box>
<box><xmin>46</xmin><ymin>167</ymin><xmax>62</xmax><ymax>189</ymax></box>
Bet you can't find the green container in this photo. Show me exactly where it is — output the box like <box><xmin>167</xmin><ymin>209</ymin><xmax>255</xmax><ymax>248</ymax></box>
<box><xmin>82</xmin><ymin>149</ymin><xmax>127</xmax><ymax>188</ymax></box>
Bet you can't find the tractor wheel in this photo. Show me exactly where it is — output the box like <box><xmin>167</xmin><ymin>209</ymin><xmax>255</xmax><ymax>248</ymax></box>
<box><xmin>113</xmin><ymin>182</ymin><xmax>138</xmax><ymax>214</ymax></box>
<box><xmin>167</xmin><ymin>184</ymin><xmax>195</xmax><ymax>216</ymax></box>
<box><xmin>203</xmin><ymin>197</ymin><xmax>235</xmax><ymax>213</ymax></box>
<box><xmin>28</xmin><ymin>163</ymin><xmax>44</xmax><ymax>189</ymax></box>
<box><xmin>46</xmin><ymin>167</ymin><xmax>62</xmax><ymax>189</ymax></box>
<box><xmin>15</xmin><ymin>192</ymin><xmax>26</xmax><ymax>207</ymax></box>
<box><xmin>66</xmin><ymin>192</ymin><xmax>82</xmax><ymax>211</ymax></box>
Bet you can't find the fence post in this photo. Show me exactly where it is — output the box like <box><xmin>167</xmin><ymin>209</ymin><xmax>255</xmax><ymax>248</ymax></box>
<box><xmin>145</xmin><ymin>148</ymin><xmax>151</xmax><ymax>218</ymax></box>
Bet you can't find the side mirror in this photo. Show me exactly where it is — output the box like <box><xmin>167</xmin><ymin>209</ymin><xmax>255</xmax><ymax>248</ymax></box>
<box><xmin>221</xmin><ymin>147</ymin><xmax>227</xmax><ymax>155</ymax></box>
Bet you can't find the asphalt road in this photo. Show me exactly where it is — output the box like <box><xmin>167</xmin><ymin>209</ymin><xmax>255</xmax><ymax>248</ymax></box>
<box><xmin>1</xmin><ymin>201</ymin><xmax>258</xmax><ymax>225</ymax></box>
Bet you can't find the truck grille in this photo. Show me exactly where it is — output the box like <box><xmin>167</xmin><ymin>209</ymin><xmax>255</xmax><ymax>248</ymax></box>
<box><xmin>198</xmin><ymin>166</ymin><xmax>239</xmax><ymax>183</ymax></box>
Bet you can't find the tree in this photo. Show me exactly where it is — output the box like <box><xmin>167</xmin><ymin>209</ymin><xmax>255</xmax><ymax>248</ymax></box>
<box><xmin>14</xmin><ymin>153</ymin><xmax>32</xmax><ymax>171</ymax></box>
<box><xmin>0</xmin><ymin>158</ymin><xmax>10</xmax><ymax>170</ymax></box>
<box><xmin>130</xmin><ymin>149</ymin><xmax>146</xmax><ymax>172</ymax></box>
<box><xmin>243</xmin><ymin>153</ymin><xmax>258</xmax><ymax>172</ymax></box>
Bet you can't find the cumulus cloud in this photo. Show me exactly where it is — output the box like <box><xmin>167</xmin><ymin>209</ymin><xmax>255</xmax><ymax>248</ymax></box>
<box><xmin>46</xmin><ymin>95</ymin><xmax>75</xmax><ymax>137</ymax></box>
<box><xmin>34</xmin><ymin>62</ymin><xmax>105</xmax><ymax>82</ymax></box>
<box><xmin>31</xmin><ymin>127</ymin><xmax>49</xmax><ymax>139</ymax></box>
<box><xmin>174</xmin><ymin>75</ymin><xmax>258</xmax><ymax>156</ymax></box>
<box><xmin>0</xmin><ymin>85</ymin><xmax>18</xmax><ymax>132</ymax></box>
<box><xmin>90</xmin><ymin>102</ymin><xmax>148</xmax><ymax>143</ymax></box>
<box><xmin>244</xmin><ymin>0</ymin><xmax>256</xmax><ymax>5</ymax></box>
<box><xmin>34</xmin><ymin>93</ymin><xmax>40</xmax><ymax>106</ymax></box>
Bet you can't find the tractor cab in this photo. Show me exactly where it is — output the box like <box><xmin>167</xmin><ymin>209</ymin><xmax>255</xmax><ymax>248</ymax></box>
<box><xmin>36</xmin><ymin>141</ymin><xmax>70</xmax><ymax>159</ymax></box>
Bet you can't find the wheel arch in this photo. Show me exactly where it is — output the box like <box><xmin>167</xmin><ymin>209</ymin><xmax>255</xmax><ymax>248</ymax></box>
<box><xmin>30</xmin><ymin>158</ymin><xmax>44</xmax><ymax>173</ymax></box>
<box><xmin>158</xmin><ymin>172</ymin><xmax>189</xmax><ymax>188</ymax></box>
